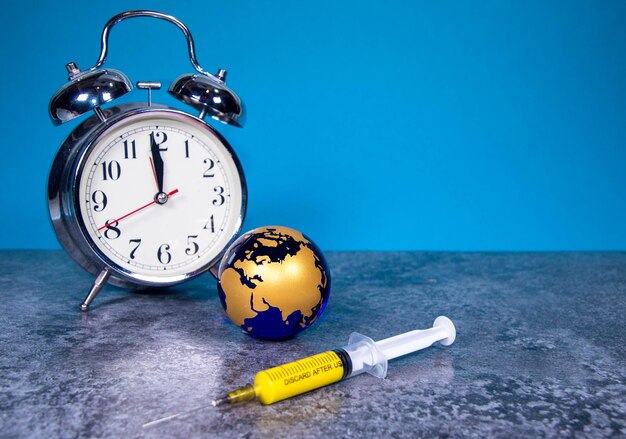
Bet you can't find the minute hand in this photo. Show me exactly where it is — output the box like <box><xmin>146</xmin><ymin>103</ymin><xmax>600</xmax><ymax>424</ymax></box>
<box><xmin>150</xmin><ymin>133</ymin><xmax>165</xmax><ymax>194</ymax></box>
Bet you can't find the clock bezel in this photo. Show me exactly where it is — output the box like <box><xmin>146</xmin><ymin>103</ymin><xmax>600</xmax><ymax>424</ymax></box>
<box><xmin>48</xmin><ymin>103</ymin><xmax>247</xmax><ymax>289</ymax></box>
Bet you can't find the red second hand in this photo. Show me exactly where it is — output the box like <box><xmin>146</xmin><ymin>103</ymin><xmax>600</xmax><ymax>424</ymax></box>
<box><xmin>98</xmin><ymin>189</ymin><xmax>179</xmax><ymax>231</ymax></box>
<box><xmin>149</xmin><ymin>157</ymin><xmax>159</xmax><ymax>191</ymax></box>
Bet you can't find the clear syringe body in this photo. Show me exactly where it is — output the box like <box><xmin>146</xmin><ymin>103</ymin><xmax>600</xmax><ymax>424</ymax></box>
<box><xmin>213</xmin><ymin>316</ymin><xmax>456</xmax><ymax>406</ymax></box>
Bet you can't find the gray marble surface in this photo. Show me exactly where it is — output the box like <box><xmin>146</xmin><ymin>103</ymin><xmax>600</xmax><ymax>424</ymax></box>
<box><xmin>1</xmin><ymin>250</ymin><xmax>625</xmax><ymax>438</ymax></box>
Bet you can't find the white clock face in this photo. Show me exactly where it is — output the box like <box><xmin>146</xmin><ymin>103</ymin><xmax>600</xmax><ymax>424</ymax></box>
<box><xmin>76</xmin><ymin>110</ymin><xmax>244</xmax><ymax>282</ymax></box>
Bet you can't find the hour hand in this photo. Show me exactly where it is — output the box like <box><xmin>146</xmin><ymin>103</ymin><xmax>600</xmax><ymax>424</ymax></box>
<box><xmin>150</xmin><ymin>133</ymin><xmax>164</xmax><ymax>195</ymax></box>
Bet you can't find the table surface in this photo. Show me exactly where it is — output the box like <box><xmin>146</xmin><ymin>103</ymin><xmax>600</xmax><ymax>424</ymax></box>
<box><xmin>1</xmin><ymin>250</ymin><xmax>625</xmax><ymax>437</ymax></box>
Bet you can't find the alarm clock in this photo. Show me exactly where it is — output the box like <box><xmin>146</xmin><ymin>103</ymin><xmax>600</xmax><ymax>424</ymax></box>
<box><xmin>48</xmin><ymin>10</ymin><xmax>247</xmax><ymax>311</ymax></box>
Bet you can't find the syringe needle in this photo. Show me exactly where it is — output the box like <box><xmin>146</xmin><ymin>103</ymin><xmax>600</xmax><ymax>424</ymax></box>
<box><xmin>142</xmin><ymin>403</ymin><xmax>213</xmax><ymax>428</ymax></box>
<box><xmin>143</xmin><ymin>385</ymin><xmax>256</xmax><ymax>428</ymax></box>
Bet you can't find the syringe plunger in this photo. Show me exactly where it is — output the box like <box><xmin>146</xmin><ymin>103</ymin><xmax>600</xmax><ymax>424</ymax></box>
<box><xmin>341</xmin><ymin>316</ymin><xmax>456</xmax><ymax>379</ymax></box>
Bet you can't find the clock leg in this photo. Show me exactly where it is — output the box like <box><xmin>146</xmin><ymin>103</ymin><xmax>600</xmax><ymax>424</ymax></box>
<box><xmin>208</xmin><ymin>262</ymin><xmax>219</xmax><ymax>279</ymax></box>
<box><xmin>80</xmin><ymin>268</ymin><xmax>111</xmax><ymax>311</ymax></box>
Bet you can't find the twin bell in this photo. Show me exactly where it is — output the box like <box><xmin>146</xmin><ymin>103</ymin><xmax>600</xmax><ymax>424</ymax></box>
<box><xmin>48</xmin><ymin>10</ymin><xmax>245</xmax><ymax>129</ymax></box>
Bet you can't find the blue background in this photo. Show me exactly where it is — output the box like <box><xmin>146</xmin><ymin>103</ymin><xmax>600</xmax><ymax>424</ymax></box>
<box><xmin>1</xmin><ymin>0</ymin><xmax>624</xmax><ymax>251</ymax></box>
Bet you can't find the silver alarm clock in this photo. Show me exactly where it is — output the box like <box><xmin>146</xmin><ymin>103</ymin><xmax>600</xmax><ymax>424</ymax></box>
<box><xmin>48</xmin><ymin>10</ymin><xmax>247</xmax><ymax>310</ymax></box>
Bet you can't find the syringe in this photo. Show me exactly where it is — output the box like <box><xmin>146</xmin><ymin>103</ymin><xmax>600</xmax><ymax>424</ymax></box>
<box><xmin>214</xmin><ymin>316</ymin><xmax>456</xmax><ymax>406</ymax></box>
<box><xmin>143</xmin><ymin>317</ymin><xmax>455</xmax><ymax>427</ymax></box>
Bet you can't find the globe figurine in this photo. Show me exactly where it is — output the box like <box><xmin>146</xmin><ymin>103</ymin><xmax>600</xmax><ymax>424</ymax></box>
<box><xmin>217</xmin><ymin>226</ymin><xmax>331</xmax><ymax>340</ymax></box>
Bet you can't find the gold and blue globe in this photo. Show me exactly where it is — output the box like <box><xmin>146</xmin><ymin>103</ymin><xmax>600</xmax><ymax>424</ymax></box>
<box><xmin>217</xmin><ymin>226</ymin><xmax>331</xmax><ymax>340</ymax></box>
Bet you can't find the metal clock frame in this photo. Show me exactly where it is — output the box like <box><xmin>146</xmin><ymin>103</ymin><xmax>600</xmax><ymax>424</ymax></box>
<box><xmin>49</xmin><ymin>103</ymin><xmax>247</xmax><ymax>296</ymax></box>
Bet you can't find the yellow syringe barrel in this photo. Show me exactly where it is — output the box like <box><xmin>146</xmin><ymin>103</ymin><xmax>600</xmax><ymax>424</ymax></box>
<box><xmin>254</xmin><ymin>350</ymin><xmax>347</xmax><ymax>405</ymax></box>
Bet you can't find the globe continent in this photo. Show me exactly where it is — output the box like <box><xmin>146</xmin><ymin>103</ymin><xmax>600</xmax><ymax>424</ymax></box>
<box><xmin>217</xmin><ymin>226</ymin><xmax>330</xmax><ymax>339</ymax></box>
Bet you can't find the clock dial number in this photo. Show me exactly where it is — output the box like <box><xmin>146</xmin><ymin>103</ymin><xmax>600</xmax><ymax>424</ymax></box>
<box><xmin>123</xmin><ymin>139</ymin><xmax>137</xmax><ymax>159</ymax></box>
<box><xmin>91</xmin><ymin>190</ymin><xmax>108</xmax><ymax>212</ymax></box>
<box><xmin>101</xmin><ymin>160</ymin><xmax>121</xmax><ymax>181</ymax></box>
<box><xmin>157</xmin><ymin>244</ymin><xmax>172</xmax><ymax>265</ymax></box>
<box><xmin>184</xmin><ymin>140</ymin><xmax>190</xmax><ymax>158</ymax></box>
<box><xmin>128</xmin><ymin>239</ymin><xmax>142</xmax><ymax>259</ymax></box>
<box><xmin>150</xmin><ymin>131</ymin><xmax>168</xmax><ymax>151</ymax></box>
<box><xmin>204</xmin><ymin>214</ymin><xmax>215</xmax><ymax>233</ymax></box>
<box><xmin>213</xmin><ymin>186</ymin><xmax>225</xmax><ymax>206</ymax></box>
<box><xmin>185</xmin><ymin>235</ymin><xmax>199</xmax><ymax>256</ymax></box>
<box><xmin>103</xmin><ymin>220</ymin><xmax>121</xmax><ymax>240</ymax></box>
<box><xmin>203</xmin><ymin>158</ymin><xmax>215</xmax><ymax>178</ymax></box>
<box><xmin>101</xmin><ymin>160</ymin><xmax>122</xmax><ymax>181</ymax></box>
